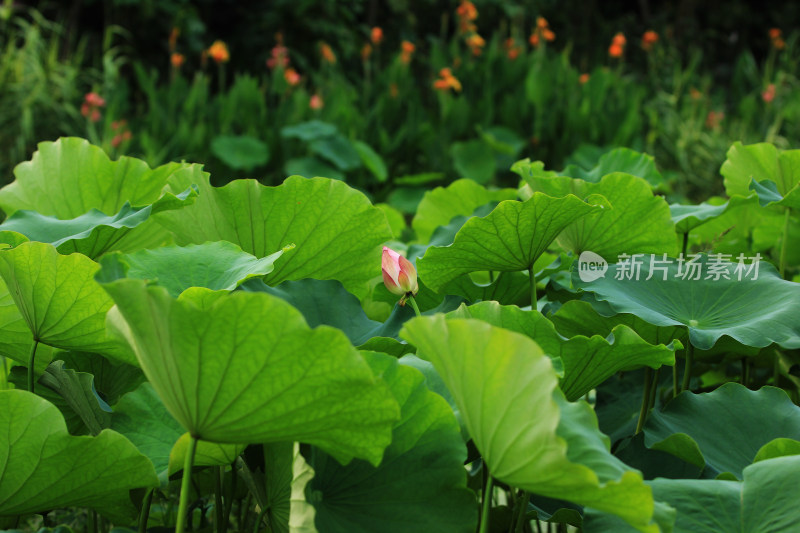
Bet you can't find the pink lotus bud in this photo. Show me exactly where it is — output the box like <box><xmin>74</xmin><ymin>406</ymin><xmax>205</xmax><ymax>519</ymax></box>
<box><xmin>382</xmin><ymin>246</ymin><xmax>418</xmax><ymax>297</ymax></box>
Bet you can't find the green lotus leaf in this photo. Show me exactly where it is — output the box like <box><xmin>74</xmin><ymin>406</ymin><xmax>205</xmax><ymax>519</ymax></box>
<box><xmin>450</xmin><ymin>139</ymin><xmax>495</xmax><ymax>184</ymax></box>
<box><xmin>560</xmin><ymin>147</ymin><xmax>664</xmax><ymax>187</ymax></box>
<box><xmin>280</xmin><ymin>120</ymin><xmax>338</xmax><ymax>141</ymax></box>
<box><xmin>211</xmin><ymin>134</ymin><xmax>270</xmax><ymax>170</ymax></box>
<box><xmin>354</xmin><ymin>141</ymin><xmax>388</xmax><ymax>182</ymax></box>
<box><xmin>111</xmin><ymin>382</ymin><xmax>243</xmax><ymax>484</ymax></box>
<box><xmin>753</xmin><ymin>438</ymin><xmax>800</xmax><ymax>462</ymax></box>
<box><xmin>0</xmin><ymin>389</ymin><xmax>158</xmax><ymax>521</ymax></box>
<box><xmin>550</xmin><ymin>300</ymin><xmax>687</xmax><ymax>347</ymax></box>
<box><xmin>0</xmin><ymin>276</ymin><xmax>54</xmax><ymax>370</ymax></box>
<box><xmin>0</xmin><ymin>187</ymin><xmax>197</xmax><ymax>259</ymax></box>
<box><xmin>156</xmin><ymin>174</ymin><xmax>391</xmax><ymax>298</ymax></box>
<box><xmin>721</xmin><ymin>141</ymin><xmax>800</xmax><ymax>198</ymax></box>
<box><xmin>669</xmin><ymin>195</ymin><xmax>757</xmax><ymax>234</ymax></box>
<box><xmin>748</xmin><ymin>178</ymin><xmax>800</xmax><ymax>210</ymax></box>
<box><xmin>516</xmin><ymin>168</ymin><xmax>678</xmax><ymax>260</ymax></box>
<box><xmin>310</xmin><ymin>134</ymin><xmax>361</xmax><ymax>171</ymax></box>
<box><xmin>0</xmin><ymin>137</ymin><xmax>204</xmax><ymax>218</ymax></box>
<box><xmin>39</xmin><ymin>360</ymin><xmax>111</xmax><ymax>436</ymax></box>
<box><xmin>401</xmin><ymin>316</ymin><xmax>659</xmax><ymax>532</ymax></box>
<box><xmin>447</xmin><ymin>302</ymin><xmax>678</xmax><ymax>400</ymax></box>
<box><xmin>55</xmin><ymin>351</ymin><xmax>144</xmax><ymax>406</ymax></box>
<box><xmin>417</xmin><ymin>193</ymin><xmax>598</xmax><ymax>292</ymax></box>
<box><xmin>98</xmin><ymin>241</ymin><xmax>286</xmax><ymax>297</ymax></box>
<box><xmin>0</xmin><ymin>241</ymin><xmax>132</xmax><ymax>363</ymax></box>
<box><xmin>572</xmin><ymin>254</ymin><xmax>800</xmax><ymax>350</ymax></box>
<box><xmin>284</xmin><ymin>157</ymin><xmax>345</xmax><ymax>181</ymax></box>
<box><xmin>308</xmin><ymin>351</ymin><xmax>476</xmax><ymax>533</ymax></box>
<box><xmin>643</xmin><ymin>384</ymin><xmax>800</xmax><ymax>478</ymax></box>
<box><xmin>412</xmin><ymin>179</ymin><xmax>517</xmax><ymax>243</ymax></box>
<box><xmin>588</xmin><ymin>455</ymin><xmax>800</xmax><ymax>532</ymax></box>
<box><xmin>101</xmin><ymin>278</ymin><xmax>399</xmax><ymax>465</ymax></box>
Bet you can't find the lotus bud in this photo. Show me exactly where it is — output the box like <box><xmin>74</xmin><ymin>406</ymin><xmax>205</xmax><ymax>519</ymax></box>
<box><xmin>382</xmin><ymin>246</ymin><xmax>418</xmax><ymax>299</ymax></box>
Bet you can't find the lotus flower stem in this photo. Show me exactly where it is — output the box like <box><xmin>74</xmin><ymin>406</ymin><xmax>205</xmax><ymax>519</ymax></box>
<box><xmin>479</xmin><ymin>473</ymin><xmax>495</xmax><ymax>533</ymax></box>
<box><xmin>407</xmin><ymin>295</ymin><xmax>422</xmax><ymax>317</ymax></box>
<box><xmin>27</xmin><ymin>340</ymin><xmax>38</xmax><ymax>394</ymax></box>
<box><xmin>635</xmin><ymin>367</ymin><xmax>654</xmax><ymax>434</ymax></box>
<box><xmin>681</xmin><ymin>344</ymin><xmax>694</xmax><ymax>392</ymax></box>
<box><xmin>138</xmin><ymin>489</ymin><xmax>154</xmax><ymax>533</ymax></box>
<box><xmin>175</xmin><ymin>435</ymin><xmax>199</xmax><ymax>533</ymax></box>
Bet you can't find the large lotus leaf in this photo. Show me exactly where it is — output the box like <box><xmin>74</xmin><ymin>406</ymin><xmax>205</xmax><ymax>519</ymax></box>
<box><xmin>101</xmin><ymin>278</ymin><xmax>399</xmax><ymax>465</ymax></box>
<box><xmin>417</xmin><ymin>193</ymin><xmax>598</xmax><ymax>292</ymax></box>
<box><xmin>38</xmin><ymin>360</ymin><xmax>111</xmax><ymax>436</ymax></box>
<box><xmin>0</xmin><ymin>276</ymin><xmax>54</xmax><ymax>370</ymax></box>
<box><xmin>572</xmin><ymin>254</ymin><xmax>800</xmax><ymax>350</ymax></box>
<box><xmin>748</xmin><ymin>178</ymin><xmax>800</xmax><ymax>210</ymax></box>
<box><xmin>99</xmin><ymin>241</ymin><xmax>287</xmax><ymax>297</ymax></box>
<box><xmin>550</xmin><ymin>300</ymin><xmax>687</xmax><ymax>347</ymax></box>
<box><xmin>210</xmin><ymin>134</ymin><xmax>270</xmax><ymax>170</ymax></box>
<box><xmin>0</xmin><ymin>186</ymin><xmax>197</xmax><ymax>259</ymax></box>
<box><xmin>669</xmin><ymin>195</ymin><xmax>757</xmax><ymax>234</ymax></box>
<box><xmin>0</xmin><ymin>137</ymin><xmax>204</xmax><ymax>219</ymax></box>
<box><xmin>643</xmin><ymin>384</ymin><xmax>800</xmax><ymax>478</ymax></box>
<box><xmin>401</xmin><ymin>316</ymin><xmax>659</xmax><ymax>532</ymax></box>
<box><xmin>515</xmin><ymin>168</ymin><xmax>678</xmax><ymax>260</ymax></box>
<box><xmin>308</xmin><ymin>351</ymin><xmax>476</xmax><ymax>533</ymax></box>
<box><xmin>0</xmin><ymin>241</ymin><xmax>131</xmax><ymax>363</ymax></box>
<box><xmin>155</xmin><ymin>174</ymin><xmax>391</xmax><ymax>298</ymax></box>
<box><xmin>0</xmin><ymin>389</ymin><xmax>158</xmax><ymax>521</ymax></box>
<box><xmin>753</xmin><ymin>438</ymin><xmax>800</xmax><ymax>462</ymax></box>
<box><xmin>110</xmin><ymin>382</ymin><xmax>242</xmax><ymax>484</ymax></box>
<box><xmin>310</xmin><ymin>134</ymin><xmax>361</xmax><ymax>171</ymax></box>
<box><xmin>411</xmin><ymin>179</ymin><xmax>517</xmax><ymax>243</ymax></box>
<box><xmin>721</xmin><ymin>141</ymin><xmax>800</xmax><ymax>198</ymax></box>
<box><xmin>587</xmin><ymin>455</ymin><xmax>800</xmax><ymax>533</ymax></box>
<box><xmin>561</xmin><ymin>148</ymin><xmax>664</xmax><ymax>188</ymax></box>
<box><xmin>447</xmin><ymin>302</ymin><xmax>678</xmax><ymax>400</ymax></box>
<box><xmin>56</xmin><ymin>351</ymin><xmax>144</xmax><ymax>406</ymax></box>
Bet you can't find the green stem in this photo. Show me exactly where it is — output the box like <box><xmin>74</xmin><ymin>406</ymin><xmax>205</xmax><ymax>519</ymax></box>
<box><xmin>512</xmin><ymin>490</ymin><xmax>530</xmax><ymax>533</ymax></box>
<box><xmin>89</xmin><ymin>510</ymin><xmax>98</xmax><ymax>533</ymax></box>
<box><xmin>139</xmin><ymin>489</ymin><xmax>154</xmax><ymax>533</ymax></box>
<box><xmin>649</xmin><ymin>368</ymin><xmax>660</xmax><ymax>410</ymax></box>
<box><xmin>635</xmin><ymin>368</ymin><xmax>654</xmax><ymax>434</ymax></box>
<box><xmin>780</xmin><ymin>208</ymin><xmax>790</xmax><ymax>279</ymax></box>
<box><xmin>215</xmin><ymin>466</ymin><xmax>225</xmax><ymax>533</ymax></box>
<box><xmin>175</xmin><ymin>435</ymin><xmax>199</xmax><ymax>533</ymax></box>
<box><xmin>407</xmin><ymin>296</ymin><xmax>422</xmax><ymax>317</ymax></box>
<box><xmin>27</xmin><ymin>339</ymin><xmax>38</xmax><ymax>394</ymax></box>
<box><xmin>681</xmin><ymin>232</ymin><xmax>689</xmax><ymax>257</ymax></box>
<box><xmin>672</xmin><ymin>363</ymin><xmax>679</xmax><ymax>399</ymax></box>
<box><xmin>529</xmin><ymin>268</ymin><xmax>537</xmax><ymax>311</ymax></box>
<box><xmin>681</xmin><ymin>344</ymin><xmax>694</xmax><ymax>393</ymax></box>
<box><xmin>224</xmin><ymin>462</ymin><xmax>237</xmax><ymax>530</ymax></box>
<box><xmin>479</xmin><ymin>474</ymin><xmax>494</xmax><ymax>533</ymax></box>
<box><xmin>252</xmin><ymin>505</ymin><xmax>269</xmax><ymax>533</ymax></box>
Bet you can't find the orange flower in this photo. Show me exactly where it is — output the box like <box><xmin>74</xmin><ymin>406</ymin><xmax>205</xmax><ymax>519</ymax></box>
<box><xmin>612</xmin><ymin>32</ymin><xmax>626</xmax><ymax>46</ymax></box>
<box><xmin>320</xmin><ymin>42</ymin><xmax>336</xmax><ymax>64</ymax></box>
<box><xmin>641</xmin><ymin>30</ymin><xmax>658</xmax><ymax>51</ymax></box>
<box><xmin>284</xmin><ymin>68</ymin><xmax>301</xmax><ymax>86</ymax></box>
<box><xmin>371</xmin><ymin>26</ymin><xmax>383</xmax><ymax>45</ymax></box>
<box><xmin>267</xmin><ymin>45</ymin><xmax>289</xmax><ymax>69</ymax></box>
<box><xmin>389</xmin><ymin>83</ymin><xmax>399</xmax><ymax>98</ymax></box>
<box><xmin>171</xmin><ymin>53</ymin><xmax>185</xmax><ymax>68</ymax></box>
<box><xmin>208</xmin><ymin>40</ymin><xmax>229</xmax><ymax>63</ymax></box>
<box><xmin>361</xmin><ymin>43</ymin><xmax>372</xmax><ymax>61</ymax></box>
<box><xmin>400</xmin><ymin>40</ymin><xmax>415</xmax><ymax>63</ymax></box>
<box><xmin>689</xmin><ymin>87</ymin><xmax>702</xmax><ymax>100</ymax></box>
<box><xmin>579</xmin><ymin>73</ymin><xmax>590</xmax><ymax>84</ymax></box>
<box><xmin>762</xmin><ymin>83</ymin><xmax>776</xmax><ymax>103</ymax></box>
<box><xmin>705</xmin><ymin>110</ymin><xmax>724</xmax><ymax>128</ymax></box>
<box><xmin>310</xmin><ymin>93</ymin><xmax>323</xmax><ymax>110</ymax></box>
<box><xmin>169</xmin><ymin>27</ymin><xmax>180</xmax><ymax>52</ymax></box>
<box><xmin>504</xmin><ymin>38</ymin><xmax>522</xmax><ymax>60</ymax></box>
<box><xmin>465</xmin><ymin>33</ymin><xmax>485</xmax><ymax>55</ymax></box>
<box><xmin>529</xmin><ymin>16</ymin><xmax>555</xmax><ymax>47</ymax></box>
<box><xmin>769</xmin><ymin>29</ymin><xmax>785</xmax><ymax>50</ymax></box>
<box><xmin>456</xmin><ymin>0</ymin><xmax>478</xmax><ymax>34</ymax></box>
<box><xmin>433</xmin><ymin>67</ymin><xmax>462</xmax><ymax>92</ymax></box>
<box><xmin>608</xmin><ymin>42</ymin><xmax>624</xmax><ymax>58</ymax></box>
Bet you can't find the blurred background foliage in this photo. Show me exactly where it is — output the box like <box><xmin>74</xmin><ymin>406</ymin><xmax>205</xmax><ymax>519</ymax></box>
<box><xmin>2</xmin><ymin>0</ymin><xmax>800</xmax><ymax>206</ymax></box>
